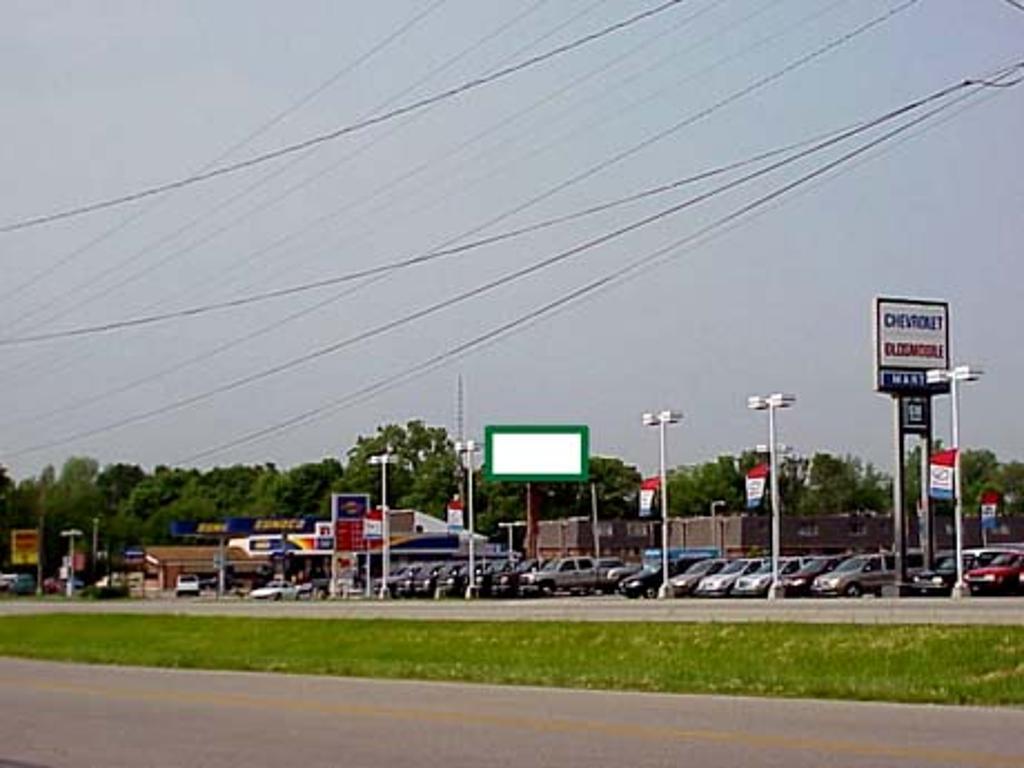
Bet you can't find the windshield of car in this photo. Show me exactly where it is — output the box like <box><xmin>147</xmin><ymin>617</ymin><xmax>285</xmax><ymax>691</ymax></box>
<box><xmin>541</xmin><ymin>559</ymin><xmax>564</xmax><ymax>572</ymax></box>
<box><xmin>749</xmin><ymin>561</ymin><xmax>772</xmax><ymax>575</ymax></box>
<box><xmin>685</xmin><ymin>559</ymin><xmax>717</xmax><ymax>575</ymax></box>
<box><xmin>934</xmin><ymin>556</ymin><xmax>956</xmax><ymax>571</ymax></box>
<box><xmin>833</xmin><ymin>556</ymin><xmax>867</xmax><ymax>573</ymax></box>
<box><xmin>719</xmin><ymin>560</ymin><xmax>748</xmax><ymax>575</ymax></box>
<box><xmin>989</xmin><ymin>553</ymin><xmax>1020</xmax><ymax>567</ymax></box>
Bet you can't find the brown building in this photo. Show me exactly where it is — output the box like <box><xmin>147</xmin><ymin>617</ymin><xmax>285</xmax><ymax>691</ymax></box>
<box><xmin>536</xmin><ymin>513</ymin><xmax>1024</xmax><ymax>561</ymax></box>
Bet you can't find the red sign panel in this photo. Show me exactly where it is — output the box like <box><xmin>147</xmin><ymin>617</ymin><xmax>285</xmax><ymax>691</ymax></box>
<box><xmin>335</xmin><ymin>519</ymin><xmax>365</xmax><ymax>552</ymax></box>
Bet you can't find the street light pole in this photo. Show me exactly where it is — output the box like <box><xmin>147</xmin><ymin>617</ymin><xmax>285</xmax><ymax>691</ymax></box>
<box><xmin>369</xmin><ymin>451</ymin><xmax>396</xmax><ymax>600</ymax></box>
<box><xmin>748</xmin><ymin>393</ymin><xmax>796</xmax><ymax>601</ymax></box>
<box><xmin>643</xmin><ymin>410</ymin><xmax>682</xmax><ymax>599</ymax></box>
<box><xmin>456</xmin><ymin>440</ymin><xmax>480</xmax><ymax>599</ymax></box>
<box><xmin>710</xmin><ymin>500</ymin><xmax>726</xmax><ymax>554</ymax></box>
<box><xmin>928</xmin><ymin>365</ymin><xmax>982</xmax><ymax>599</ymax></box>
<box><xmin>60</xmin><ymin>528</ymin><xmax>83</xmax><ymax>598</ymax></box>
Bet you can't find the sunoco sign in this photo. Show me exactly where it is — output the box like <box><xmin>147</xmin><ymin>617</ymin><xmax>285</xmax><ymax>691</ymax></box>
<box><xmin>874</xmin><ymin>297</ymin><xmax>950</xmax><ymax>394</ymax></box>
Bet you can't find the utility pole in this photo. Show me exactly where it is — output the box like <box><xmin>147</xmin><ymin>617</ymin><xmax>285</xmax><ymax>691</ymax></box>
<box><xmin>92</xmin><ymin>516</ymin><xmax>100</xmax><ymax>582</ymax></box>
<box><xmin>590</xmin><ymin>483</ymin><xmax>600</xmax><ymax>559</ymax></box>
<box><xmin>36</xmin><ymin>506</ymin><xmax>45</xmax><ymax>596</ymax></box>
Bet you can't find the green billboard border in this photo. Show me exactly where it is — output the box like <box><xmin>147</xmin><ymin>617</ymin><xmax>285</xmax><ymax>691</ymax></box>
<box><xmin>484</xmin><ymin>424</ymin><xmax>590</xmax><ymax>483</ymax></box>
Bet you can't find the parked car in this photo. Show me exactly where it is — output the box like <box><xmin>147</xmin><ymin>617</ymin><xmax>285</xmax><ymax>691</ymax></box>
<box><xmin>519</xmin><ymin>557</ymin><xmax>598</xmax><ymax>596</ymax></box>
<box><xmin>249</xmin><ymin>579</ymin><xmax>298</xmax><ymax>600</ymax></box>
<box><xmin>964</xmin><ymin>552</ymin><xmax>1024</xmax><ymax>595</ymax></box>
<box><xmin>694</xmin><ymin>558</ymin><xmax>765</xmax><ymax>597</ymax></box>
<box><xmin>907</xmin><ymin>555</ymin><xmax>961</xmax><ymax>596</ymax></box>
<box><xmin>668</xmin><ymin>558</ymin><xmax>727</xmax><ymax>597</ymax></box>
<box><xmin>7</xmin><ymin>573</ymin><xmax>37</xmax><ymax>596</ymax></box>
<box><xmin>435</xmin><ymin>562</ymin><xmax>470</xmax><ymax>597</ymax></box>
<box><xmin>296</xmin><ymin>578</ymin><xmax>330</xmax><ymax>600</ymax></box>
<box><xmin>593</xmin><ymin>557</ymin><xmax>634</xmax><ymax>594</ymax></box>
<box><xmin>409</xmin><ymin>562</ymin><xmax>447</xmax><ymax>598</ymax></box>
<box><xmin>620</xmin><ymin>556</ymin><xmax>712</xmax><ymax>599</ymax></box>
<box><xmin>731</xmin><ymin>558</ymin><xmax>809</xmax><ymax>598</ymax></box>
<box><xmin>474</xmin><ymin>559</ymin><xmax>513</xmax><ymax>598</ymax></box>
<box><xmin>779</xmin><ymin>556</ymin><xmax>847</xmax><ymax>597</ymax></box>
<box><xmin>391</xmin><ymin>563</ymin><xmax>426</xmax><ymax>598</ymax></box>
<box><xmin>811</xmin><ymin>554</ymin><xmax>895</xmax><ymax>597</ymax></box>
<box><xmin>175</xmin><ymin>574</ymin><xmax>201</xmax><ymax>598</ymax></box>
<box><xmin>492</xmin><ymin>559</ymin><xmax>541</xmax><ymax>598</ymax></box>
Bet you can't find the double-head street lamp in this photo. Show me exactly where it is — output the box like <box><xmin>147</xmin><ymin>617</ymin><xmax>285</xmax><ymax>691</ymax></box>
<box><xmin>642</xmin><ymin>409</ymin><xmax>683</xmax><ymax>599</ymax></box>
<box><xmin>927</xmin><ymin>365</ymin><xmax>983</xmax><ymax>599</ymax></box>
<box><xmin>369</xmin><ymin>450</ymin><xmax>396</xmax><ymax>600</ymax></box>
<box><xmin>747</xmin><ymin>393</ymin><xmax>796</xmax><ymax>601</ymax></box>
<box><xmin>455</xmin><ymin>440</ymin><xmax>481</xmax><ymax>598</ymax></box>
<box><xmin>59</xmin><ymin>528</ymin><xmax>83</xmax><ymax>598</ymax></box>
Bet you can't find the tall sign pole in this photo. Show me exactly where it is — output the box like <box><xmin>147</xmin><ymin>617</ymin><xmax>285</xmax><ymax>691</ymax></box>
<box><xmin>874</xmin><ymin>297</ymin><xmax>949</xmax><ymax>594</ymax></box>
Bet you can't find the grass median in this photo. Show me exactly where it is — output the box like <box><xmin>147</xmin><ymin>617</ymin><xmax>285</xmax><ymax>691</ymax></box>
<box><xmin>0</xmin><ymin>614</ymin><xmax>1020</xmax><ymax>705</ymax></box>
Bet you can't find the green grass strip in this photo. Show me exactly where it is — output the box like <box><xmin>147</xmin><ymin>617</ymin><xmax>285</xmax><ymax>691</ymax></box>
<box><xmin>0</xmin><ymin>615</ymin><xmax>1021</xmax><ymax>706</ymax></box>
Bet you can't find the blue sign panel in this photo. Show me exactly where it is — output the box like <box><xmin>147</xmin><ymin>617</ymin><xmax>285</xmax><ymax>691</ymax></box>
<box><xmin>332</xmin><ymin>493</ymin><xmax>370</xmax><ymax>520</ymax></box>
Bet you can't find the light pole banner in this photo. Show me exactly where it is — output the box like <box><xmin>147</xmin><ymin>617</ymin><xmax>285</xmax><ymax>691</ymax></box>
<box><xmin>638</xmin><ymin>477</ymin><xmax>659</xmax><ymax>518</ymax></box>
<box><xmin>745</xmin><ymin>464</ymin><xmax>769</xmax><ymax>509</ymax></box>
<box><xmin>447</xmin><ymin>499</ymin><xmax>464</xmax><ymax>532</ymax></box>
<box><xmin>363</xmin><ymin>510</ymin><xmax>383</xmax><ymax>540</ymax></box>
<box><xmin>980</xmin><ymin>490</ymin><xmax>1000</xmax><ymax>530</ymax></box>
<box><xmin>929</xmin><ymin>449</ymin><xmax>957</xmax><ymax>500</ymax></box>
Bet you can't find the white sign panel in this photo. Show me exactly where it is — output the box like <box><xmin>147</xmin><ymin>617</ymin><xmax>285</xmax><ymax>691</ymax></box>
<box><xmin>485</xmin><ymin>426</ymin><xmax>589</xmax><ymax>482</ymax></box>
<box><xmin>874</xmin><ymin>297</ymin><xmax>949</xmax><ymax>393</ymax></box>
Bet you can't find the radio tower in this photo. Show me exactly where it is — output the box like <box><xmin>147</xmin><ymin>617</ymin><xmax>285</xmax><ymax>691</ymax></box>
<box><xmin>456</xmin><ymin>374</ymin><xmax>466</xmax><ymax>503</ymax></box>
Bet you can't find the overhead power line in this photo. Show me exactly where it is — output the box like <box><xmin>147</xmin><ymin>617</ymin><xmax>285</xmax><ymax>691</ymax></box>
<box><xmin>0</xmin><ymin>129</ymin><xmax>860</xmax><ymax>349</ymax></box>
<box><xmin>0</xmin><ymin>0</ymin><xmax>685</xmax><ymax>235</ymax></box>
<box><xmin>0</xmin><ymin>0</ymin><xmax>449</xmax><ymax>306</ymax></box>
<box><xmin>10</xmin><ymin>61</ymin><xmax>1019</xmax><ymax>461</ymax></box>
<box><xmin>0</xmin><ymin>121</ymin><xmax>882</xmax><ymax>435</ymax></box>
<box><xmin>178</xmin><ymin>65</ymin><xmax>1024</xmax><ymax>463</ymax></box>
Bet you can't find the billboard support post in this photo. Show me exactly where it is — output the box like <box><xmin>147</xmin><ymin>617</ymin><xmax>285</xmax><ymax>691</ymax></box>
<box><xmin>892</xmin><ymin>399</ymin><xmax>906</xmax><ymax>586</ymax></box>
<box><xmin>485</xmin><ymin>425</ymin><xmax>590</xmax><ymax>561</ymax></box>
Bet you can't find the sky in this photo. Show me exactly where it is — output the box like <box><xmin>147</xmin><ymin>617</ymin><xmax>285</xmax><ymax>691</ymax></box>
<box><xmin>1</xmin><ymin>0</ymin><xmax>1022</xmax><ymax>481</ymax></box>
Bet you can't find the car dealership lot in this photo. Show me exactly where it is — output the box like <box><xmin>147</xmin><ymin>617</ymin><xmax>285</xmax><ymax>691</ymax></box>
<box><xmin>2</xmin><ymin>595</ymin><xmax>1023</xmax><ymax>625</ymax></box>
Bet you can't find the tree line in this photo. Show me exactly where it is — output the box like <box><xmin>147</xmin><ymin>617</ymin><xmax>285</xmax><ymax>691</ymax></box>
<box><xmin>1</xmin><ymin>420</ymin><xmax>1021</xmax><ymax>570</ymax></box>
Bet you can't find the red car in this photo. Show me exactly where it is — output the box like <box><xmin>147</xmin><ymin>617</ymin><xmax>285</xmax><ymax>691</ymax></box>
<box><xmin>964</xmin><ymin>552</ymin><xmax>1024</xmax><ymax>596</ymax></box>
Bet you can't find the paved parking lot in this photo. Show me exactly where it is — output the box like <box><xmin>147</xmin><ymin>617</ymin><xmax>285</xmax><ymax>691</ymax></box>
<box><xmin>2</xmin><ymin>595</ymin><xmax>1023</xmax><ymax>624</ymax></box>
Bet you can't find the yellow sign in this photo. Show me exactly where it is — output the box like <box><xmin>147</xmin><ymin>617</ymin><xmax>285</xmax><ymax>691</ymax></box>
<box><xmin>11</xmin><ymin>529</ymin><xmax>39</xmax><ymax>566</ymax></box>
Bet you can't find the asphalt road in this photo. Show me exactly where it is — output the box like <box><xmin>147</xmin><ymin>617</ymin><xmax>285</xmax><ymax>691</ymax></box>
<box><xmin>2</xmin><ymin>595</ymin><xmax>1023</xmax><ymax>624</ymax></box>
<box><xmin>0</xmin><ymin>658</ymin><xmax>1020</xmax><ymax>768</ymax></box>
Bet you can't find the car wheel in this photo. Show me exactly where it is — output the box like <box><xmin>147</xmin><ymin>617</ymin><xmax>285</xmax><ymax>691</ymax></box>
<box><xmin>273</xmin><ymin>592</ymin><xmax>282</xmax><ymax>601</ymax></box>
<box><xmin>644</xmin><ymin>586</ymin><xmax>657</xmax><ymax>599</ymax></box>
<box><xmin>539</xmin><ymin>582</ymin><xmax>554</xmax><ymax>597</ymax></box>
<box><xmin>844</xmin><ymin>583</ymin><xmax>862</xmax><ymax>598</ymax></box>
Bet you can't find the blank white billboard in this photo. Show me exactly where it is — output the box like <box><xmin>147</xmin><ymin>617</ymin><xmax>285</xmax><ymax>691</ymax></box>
<box><xmin>484</xmin><ymin>426</ymin><xmax>589</xmax><ymax>482</ymax></box>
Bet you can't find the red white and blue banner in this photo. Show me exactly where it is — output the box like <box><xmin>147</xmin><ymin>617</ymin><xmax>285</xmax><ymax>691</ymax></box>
<box><xmin>980</xmin><ymin>490</ymin><xmax>1000</xmax><ymax>530</ymax></box>
<box><xmin>929</xmin><ymin>449</ymin><xmax>957</xmax><ymax>500</ymax></box>
<box><xmin>639</xmin><ymin>477</ymin><xmax>659</xmax><ymax>518</ymax></box>
<box><xmin>362</xmin><ymin>509</ymin><xmax>383</xmax><ymax>540</ymax></box>
<box><xmin>745</xmin><ymin>464</ymin><xmax>769</xmax><ymax>509</ymax></box>
<box><xmin>446</xmin><ymin>499</ymin><xmax>464</xmax><ymax>532</ymax></box>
